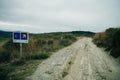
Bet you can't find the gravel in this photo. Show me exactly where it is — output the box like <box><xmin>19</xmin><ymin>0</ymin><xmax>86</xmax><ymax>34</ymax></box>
<box><xmin>27</xmin><ymin>37</ymin><xmax>120</xmax><ymax>80</ymax></box>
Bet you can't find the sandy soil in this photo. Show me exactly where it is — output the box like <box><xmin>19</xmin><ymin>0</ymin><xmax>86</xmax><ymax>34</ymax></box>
<box><xmin>27</xmin><ymin>37</ymin><xmax>120</xmax><ymax>80</ymax></box>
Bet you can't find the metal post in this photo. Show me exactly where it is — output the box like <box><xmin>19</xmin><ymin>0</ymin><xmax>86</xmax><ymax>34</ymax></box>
<box><xmin>20</xmin><ymin>43</ymin><xmax>22</xmax><ymax>59</ymax></box>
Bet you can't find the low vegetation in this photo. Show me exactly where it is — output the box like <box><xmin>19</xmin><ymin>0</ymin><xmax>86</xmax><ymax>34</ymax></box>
<box><xmin>0</xmin><ymin>32</ymin><xmax>77</xmax><ymax>80</ymax></box>
<box><xmin>0</xmin><ymin>60</ymin><xmax>42</xmax><ymax>80</ymax></box>
<box><xmin>93</xmin><ymin>27</ymin><xmax>120</xmax><ymax>58</ymax></box>
<box><xmin>0</xmin><ymin>30</ymin><xmax>94</xmax><ymax>80</ymax></box>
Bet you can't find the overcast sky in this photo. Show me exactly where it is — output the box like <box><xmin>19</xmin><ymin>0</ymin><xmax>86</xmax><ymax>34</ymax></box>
<box><xmin>0</xmin><ymin>0</ymin><xmax>120</xmax><ymax>33</ymax></box>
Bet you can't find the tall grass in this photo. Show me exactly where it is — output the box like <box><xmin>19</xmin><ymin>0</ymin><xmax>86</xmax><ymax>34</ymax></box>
<box><xmin>0</xmin><ymin>51</ymin><xmax>11</xmax><ymax>63</ymax></box>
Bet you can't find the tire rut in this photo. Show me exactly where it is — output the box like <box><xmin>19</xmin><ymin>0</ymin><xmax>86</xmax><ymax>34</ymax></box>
<box><xmin>27</xmin><ymin>38</ymin><xmax>120</xmax><ymax>80</ymax></box>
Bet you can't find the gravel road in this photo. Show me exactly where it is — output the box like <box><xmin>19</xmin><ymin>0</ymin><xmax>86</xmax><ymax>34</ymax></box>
<box><xmin>27</xmin><ymin>37</ymin><xmax>120</xmax><ymax>80</ymax></box>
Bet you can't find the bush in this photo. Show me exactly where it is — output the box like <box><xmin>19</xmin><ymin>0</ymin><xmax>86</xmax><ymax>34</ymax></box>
<box><xmin>59</xmin><ymin>39</ymin><xmax>71</xmax><ymax>46</ymax></box>
<box><xmin>93</xmin><ymin>27</ymin><xmax>120</xmax><ymax>58</ymax></box>
<box><xmin>35</xmin><ymin>38</ymin><xmax>46</xmax><ymax>46</ymax></box>
<box><xmin>0</xmin><ymin>64</ymin><xmax>14</xmax><ymax>80</ymax></box>
<box><xmin>0</xmin><ymin>51</ymin><xmax>11</xmax><ymax>63</ymax></box>
<box><xmin>32</xmin><ymin>52</ymin><xmax>50</xmax><ymax>59</ymax></box>
<box><xmin>110</xmin><ymin>48</ymin><xmax>120</xmax><ymax>58</ymax></box>
<box><xmin>64</xmin><ymin>34</ymin><xmax>73</xmax><ymax>39</ymax></box>
<box><xmin>11</xmin><ymin>59</ymin><xmax>25</xmax><ymax>66</ymax></box>
<box><xmin>48</xmin><ymin>39</ymin><xmax>53</xmax><ymax>45</ymax></box>
<box><xmin>3</xmin><ymin>39</ymin><xmax>19</xmax><ymax>52</ymax></box>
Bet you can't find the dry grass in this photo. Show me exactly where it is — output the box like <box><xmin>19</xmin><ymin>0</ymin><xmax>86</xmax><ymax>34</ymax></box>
<box><xmin>0</xmin><ymin>32</ymin><xmax>77</xmax><ymax>80</ymax></box>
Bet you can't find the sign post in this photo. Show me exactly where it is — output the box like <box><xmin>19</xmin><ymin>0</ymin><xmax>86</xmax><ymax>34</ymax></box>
<box><xmin>13</xmin><ymin>31</ymin><xmax>29</xmax><ymax>59</ymax></box>
<box><xmin>20</xmin><ymin>43</ymin><xmax>22</xmax><ymax>59</ymax></box>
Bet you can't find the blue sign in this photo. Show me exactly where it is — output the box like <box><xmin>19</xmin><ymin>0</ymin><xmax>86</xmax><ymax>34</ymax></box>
<box><xmin>14</xmin><ymin>32</ymin><xmax>20</xmax><ymax>40</ymax></box>
<box><xmin>13</xmin><ymin>32</ymin><xmax>29</xmax><ymax>43</ymax></box>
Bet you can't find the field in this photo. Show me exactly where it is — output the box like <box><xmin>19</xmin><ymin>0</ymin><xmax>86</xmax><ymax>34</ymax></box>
<box><xmin>1</xmin><ymin>28</ymin><xmax>120</xmax><ymax>80</ymax></box>
<box><xmin>0</xmin><ymin>31</ymin><xmax>80</xmax><ymax>80</ymax></box>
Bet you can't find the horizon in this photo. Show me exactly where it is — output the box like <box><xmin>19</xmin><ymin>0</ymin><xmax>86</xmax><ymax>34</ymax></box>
<box><xmin>0</xmin><ymin>29</ymin><xmax>96</xmax><ymax>34</ymax></box>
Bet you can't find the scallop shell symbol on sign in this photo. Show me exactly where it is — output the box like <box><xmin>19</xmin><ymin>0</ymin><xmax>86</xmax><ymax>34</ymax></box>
<box><xmin>22</xmin><ymin>34</ymin><xmax>26</xmax><ymax>38</ymax></box>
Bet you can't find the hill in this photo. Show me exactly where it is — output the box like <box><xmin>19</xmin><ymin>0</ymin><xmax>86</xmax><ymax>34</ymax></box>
<box><xmin>71</xmin><ymin>31</ymin><xmax>95</xmax><ymax>37</ymax></box>
<box><xmin>0</xmin><ymin>30</ymin><xmax>12</xmax><ymax>37</ymax></box>
<box><xmin>0</xmin><ymin>30</ymin><xmax>95</xmax><ymax>38</ymax></box>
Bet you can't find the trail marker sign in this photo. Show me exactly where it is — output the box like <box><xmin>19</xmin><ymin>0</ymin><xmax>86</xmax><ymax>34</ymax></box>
<box><xmin>13</xmin><ymin>32</ymin><xmax>29</xmax><ymax>43</ymax></box>
<box><xmin>13</xmin><ymin>31</ymin><xmax>29</xmax><ymax>59</ymax></box>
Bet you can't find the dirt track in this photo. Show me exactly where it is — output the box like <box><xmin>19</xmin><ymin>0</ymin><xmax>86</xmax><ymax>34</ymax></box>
<box><xmin>27</xmin><ymin>37</ymin><xmax>120</xmax><ymax>80</ymax></box>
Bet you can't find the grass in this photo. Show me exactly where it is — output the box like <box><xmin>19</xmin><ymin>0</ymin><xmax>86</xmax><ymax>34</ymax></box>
<box><xmin>0</xmin><ymin>32</ymin><xmax>77</xmax><ymax>80</ymax></box>
<box><xmin>2</xmin><ymin>33</ymin><xmax>77</xmax><ymax>61</ymax></box>
<box><xmin>0</xmin><ymin>51</ymin><xmax>11</xmax><ymax>63</ymax></box>
<box><xmin>0</xmin><ymin>60</ymin><xmax>42</xmax><ymax>80</ymax></box>
<box><xmin>0</xmin><ymin>37</ymin><xmax>8</xmax><ymax>42</ymax></box>
<box><xmin>32</xmin><ymin>52</ymin><xmax>50</xmax><ymax>59</ymax></box>
<box><xmin>0</xmin><ymin>30</ymin><xmax>96</xmax><ymax>80</ymax></box>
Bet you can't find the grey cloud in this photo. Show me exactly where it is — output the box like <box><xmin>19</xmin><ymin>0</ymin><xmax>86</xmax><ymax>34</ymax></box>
<box><xmin>0</xmin><ymin>0</ymin><xmax>120</xmax><ymax>33</ymax></box>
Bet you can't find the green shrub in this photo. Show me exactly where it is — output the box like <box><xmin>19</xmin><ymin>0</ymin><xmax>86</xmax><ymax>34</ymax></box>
<box><xmin>11</xmin><ymin>59</ymin><xmax>25</xmax><ymax>66</ymax></box>
<box><xmin>59</xmin><ymin>39</ymin><xmax>71</xmax><ymax>46</ymax></box>
<box><xmin>93</xmin><ymin>27</ymin><xmax>120</xmax><ymax>58</ymax></box>
<box><xmin>35</xmin><ymin>38</ymin><xmax>46</xmax><ymax>46</ymax></box>
<box><xmin>110</xmin><ymin>48</ymin><xmax>120</xmax><ymax>58</ymax></box>
<box><xmin>3</xmin><ymin>39</ymin><xmax>20</xmax><ymax>53</ymax></box>
<box><xmin>32</xmin><ymin>52</ymin><xmax>50</xmax><ymax>59</ymax></box>
<box><xmin>0</xmin><ymin>51</ymin><xmax>11</xmax><ymax>63</ymax></box>
<box><xmin>0</xmin><ymin>64</ymin><xmax>14</xmax><ymax>80</ymax></box>
<box><xmin>64</xmin><ymin>34</ymin><xmax>73</xmax><ymax>39</ymax></box>
<box><xmin>48</xmin><ymin>39</ymin><xmax>53</xmax><ymax>45</ymax></box>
